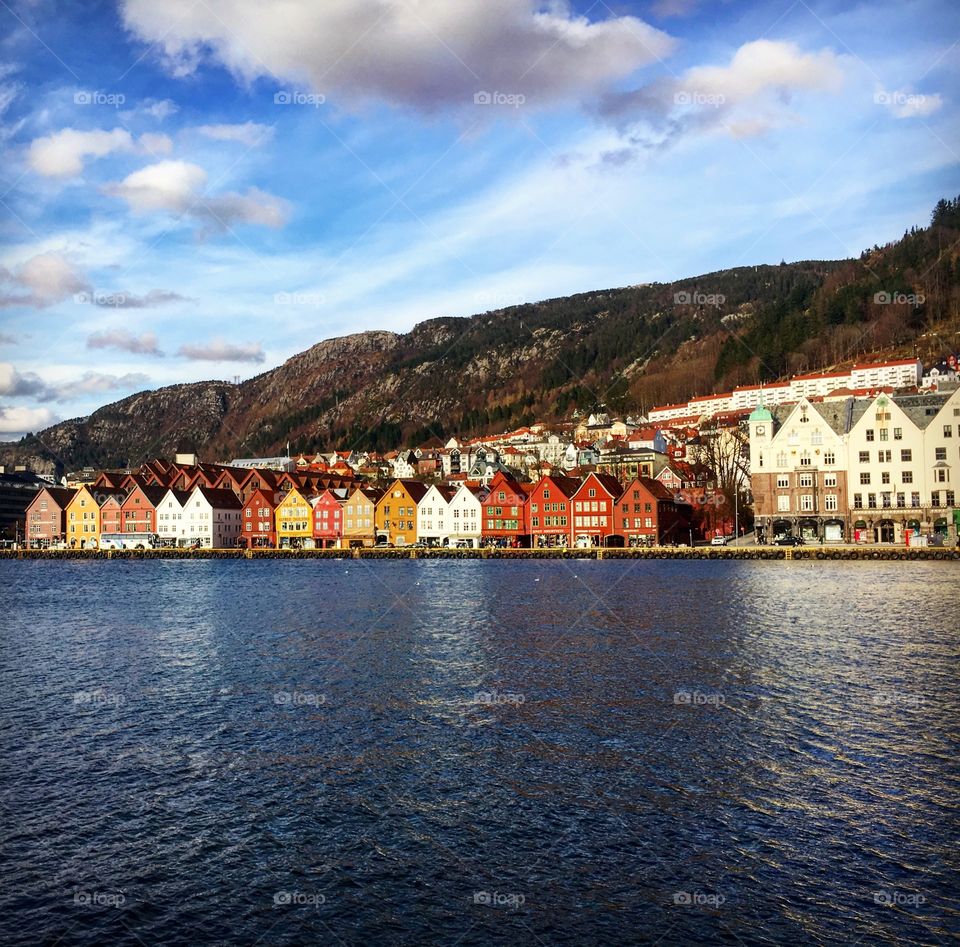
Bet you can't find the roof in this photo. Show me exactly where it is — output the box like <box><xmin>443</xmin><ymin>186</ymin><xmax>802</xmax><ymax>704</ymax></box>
<box><xmin>193</xmin><ymin>487</ymin><xmax>243</xmax><ymax>509</ymax></box>
<box><xmin>32</xmin><ymin>486</ymin><xmax>76</xmax><ymax>507</ymax></box>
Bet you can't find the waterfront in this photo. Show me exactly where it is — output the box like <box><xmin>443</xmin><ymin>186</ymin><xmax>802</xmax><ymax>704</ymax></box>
<box><xmin>1</xmin><ymin>559</ymin><xmax>958</xmax><ymax>945</ymax></box>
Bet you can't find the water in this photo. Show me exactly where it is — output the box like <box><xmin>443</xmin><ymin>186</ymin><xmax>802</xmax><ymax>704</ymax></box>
<box><xmin>1</xmin><ymin>559</ymin><xmax>958</xmax><ymax>946</ymax></box>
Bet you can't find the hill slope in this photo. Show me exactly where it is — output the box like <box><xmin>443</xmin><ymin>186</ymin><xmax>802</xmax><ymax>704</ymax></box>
<box><xmin>4</xmin><ymin>197</ymin><xmax>959</xmax><ymax>475</ymax></box>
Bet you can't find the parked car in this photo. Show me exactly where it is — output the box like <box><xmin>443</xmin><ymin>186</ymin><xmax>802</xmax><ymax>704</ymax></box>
<box><xmin>710</xmin><ymin>535</ymin><xmax>729</xmax><ymax>546</ymax></box>
<box><xmin>772</xmin><ymin>535</ymin><xmax>804</xmax><ymax>546</ymax></box>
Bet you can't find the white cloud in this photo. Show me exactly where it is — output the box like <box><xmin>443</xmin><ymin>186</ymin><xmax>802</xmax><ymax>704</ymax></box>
<box><xmin>196</xmin><ymin>122</ymin><xmax>274</xmax><ymax>146</ymax></box>
<box><xmin>104</xmin><ymin>159</ymin><xmax>288</xmax><ymax>231</ymax></box>
<box><xmin>0</xmin><ymin>253</ymin><xmax>90</xmax><ymax>308</ymax></box>
<box><xmin>87</xmin><ymin>329</ymin><xmax>164</xmax><ymax>355</ymax></box>
<box><xmin>598</xmin><ymin>39</ymin><xmax>845</xmax><ymax>154</ymax></box>
<box><xmin>177</xmin><ymin>340</ymin><xmax>265</xmax><ymax>362</ymax></box>
<box><xmin>121</xmin><ymin>0</ymin><xmax>676</xmax><ymax>112</ymax></box>
<box><xmin>0</xmin><ymin>404</ymin><xmax>55</xmax><ymax>435</ymax></box>
<box><xmin>0</xmin><ymin>361</ymin><xmax>148</xmax><ymax>401</ymax></box>
<box><xmin>28</xmin><ymin>127</ymin><xmax>135</xmax><ymax>177</ymax></box>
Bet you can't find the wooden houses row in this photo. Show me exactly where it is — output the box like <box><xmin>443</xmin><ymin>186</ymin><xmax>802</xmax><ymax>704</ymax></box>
<box><xmin>25</xmin><ymin>463</ymin><xmax>693</xmax><ymax>549</ymax></box>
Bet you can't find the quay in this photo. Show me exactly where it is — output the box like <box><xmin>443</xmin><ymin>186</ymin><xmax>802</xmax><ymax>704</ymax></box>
<box><xmin>3</xmin><ymin>545</ymin><xmax>958</xmax><ymax>562</ymax></box>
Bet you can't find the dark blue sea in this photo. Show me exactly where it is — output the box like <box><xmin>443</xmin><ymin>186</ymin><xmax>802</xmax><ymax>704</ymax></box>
<box><xmin>1</xmin><ymin>559</ymin><xmax>958</xmax><ymax>945</ymax></box>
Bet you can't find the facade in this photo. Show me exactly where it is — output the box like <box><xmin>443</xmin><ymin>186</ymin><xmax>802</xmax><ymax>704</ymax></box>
<box><xmin>156</xmin><ymin>489</ymin><xmax>192</xmax><ymax>545</ymax></box>
<box><xmin>181</xmin><ymin>487</ymin><xmax>244</xmax><ymax>547</ymax></box>
<box><xmin>527</xmin><ymin>474</ymin><xmax>579</xmax><ymax>547</ymax></box>
<box><xmin>24</xmin><ymin>487</ymin><xmax>76</xmax><ymax>548</ymax></box>
<box><xmin>446</xmin><ymin>484</ymin><xmax>485</xmax><ymax>547</ymax></box>
<box><xmin>481</xmin><ymin>471</ymin><xmax>530</xmax><ymax>546</ymax></box>
<box><xmin>100</xmin><ymin>495</ymin><xmax>123</xmax><ymax>535</ymax></box>
<box><xmin>376</xmin><ymin>480</ymin><xmax>429</xmax><ymax>546</ymax></box>
<box><xmin>312</xmin><ymin>488</ymin><xmax>347</xmax><ymax>548</ymax></box>
<box><xmin>119</xmin><ymin>485</ymin><xmax>166</xmax><ymax>534</ymax></box>
<box><xmin>416</xmin><ymin>485</ymin><xmax>456</xmax><ymax>546</ymax></box>
<box><xmin>66</xmin><ymin>486</ymin><xmax>125</xmax><ymax>548</ymax></box>
<box><xmin>275</xmin><ymin>487</ymin><xmax>314</xmax><ymax>548</ymax></box>
<box><xmin>749</xmin><ymin>388</ymin><xmax>960</xmax><ymax>544</ymax></box>
<box><xmin>570</xmin><ymin>473</ymin><xmax>623</xmax><ymax>546</ymax></box>
<box><xmin>342</xmin><ymin>486</ymin><xmax>379</xmax><ymax>547</ymax></box>
<box><xmin>614</xmin><ymin>478</ymin><xmax>692</xmax><ymax>545</ymax></box>
<box><xmin>242</xmin><ymin>489</ymin><xmax>277</xmax><ymax>548</ymax></box>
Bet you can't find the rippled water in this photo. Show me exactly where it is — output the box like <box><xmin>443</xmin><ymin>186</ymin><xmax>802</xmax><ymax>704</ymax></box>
<box><xmin>1</xmin><ymin>559</ymin><xmax>958</xmax><ymax>945</ymax></box>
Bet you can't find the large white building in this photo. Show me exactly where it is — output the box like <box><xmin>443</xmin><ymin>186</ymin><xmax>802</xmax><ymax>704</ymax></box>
<box><xmin>749</xmin><ymin>386</ymin><xmax>959</xmax><ymax>543</ymax></box>
<box><xmin>650</xmin><ymin>358</ymin><xmax>924</xmax><ymax>423</ymax></box>
<box><xmin>156</xmin><ymin>486</ymin><xmax>243</xmax><ymax>547</ymax></box>
<box><xmin>446</xmin><ymin>484</ymin><xmax>485</xmax><ymax>547</ymax></box>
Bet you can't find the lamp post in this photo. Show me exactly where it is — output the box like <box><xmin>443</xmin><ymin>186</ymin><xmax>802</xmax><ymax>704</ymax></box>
<box><xmin>734</xmin><ymin>486</ymin><xmax>739</xmax><ymax>545</ymax></box>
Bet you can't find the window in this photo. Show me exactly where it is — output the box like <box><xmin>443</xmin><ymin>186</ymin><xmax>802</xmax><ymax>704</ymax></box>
<box><xmin>799</xmin><ymin>473</ymin><xmax>813</xmax><ymax>487</ymax></box>
<box><xmin>866</xmin><ymin>429</ymin><xmax>875</xmax><ymax>441</ymax></box>
<box><xmin>777</xmin><ymin>495</ymin><xmax>790</xmax><ymax>512</ymax></box>
<box><xmin>881</xmin><ymin>492</ymin><xmax>892</xmax><ymax>508</ymax></box>
<box><xmin>860</xmin><ymin>472</ymin><xmax>871</xmax><ymax>485</ymax></box>
<box><xmin>824</xmin><ymin>473</ymin><xmax>837</xmax><ymax>487</ymax></box>
<box><xmin>776</xmin><ymin>452</ymin><xmax>787</xmax><ymax>467</ymax></box>
<box><xmin>879</xmin><ymin>450</ymin><xmax>892</xmax><ymax>462</ymax></box>
<box><xmin>901</xmin><ymin>449</ymin><xmax>912</xmax><ymax>462</ymax></box>
<box><xmin>777</xmin><ymin>475</ymin><xmax>789</xmax><ymax>488</ymax></box>
<box><xmin>936</xmin><ymin>448</ymin><xmax>947</xmax><ymax>461</ymax></box>
<box><xmin>868</xmin><ymin>493</ymin><xmax>877</xmax><ymax>509</ymax></box>
<box><xmin>879</xmin><ymin>428</ymin><xmax>888</xmax><ymax>442</ymax></box>
<box><xmin>811</xmin><ymin>430</ymin><xmax>823</xmax><ymax>445</ymax></box>
<box><xmin>824</xmin><ymin>494</ymin><xmax>838</xmax><ymax>511</ymax></box>
<box><xmin>902</xmin><ymin>471</ymin><xmax>913</xmax><ymax>484</ymax></box>
<box><xmin>824</xmin><ymin>451</ymin><xmax>835</xmax><ymax>465</ymax></box>
<box><xmin>881</xmin><ymin>472</ymin><xmax>891</xmax><ymax>485</ymax></box>
<box><xmin>800</xmin><ymin>452</ymin><xmax>812</xmax><ymax>467</ymax></box>
<box><xmin>800</xmin><ymin>495</ymin><xmax>814</xmax><ymax>512</ymax></box>
<box><xmin>893</xmin><ymin>427</ymin><xmax>902</xmax><ymax>440</ymax></box>
<box><xmin>911</xmin><ymin>492</ymin><xmax>920</xmax><ymax>507</ymax></box>
<box><xmin>896</xmin><ymin>492</ymin><xmax>905</xmax><ymax>508</ymax></box>
<box><xmin>945</xmin><ymin>425</ymin><xmax>954</xmax><ymax>438</ymax></box>
<box><xmin>947</xmin><ymin>491</ymin><xmax>955</xmax><ymax>507</ymax></box>
<box><xmin>859</xmin><ymin>451</ymin><xmax>870</xmax><ymax>463</ymax></box>
<box><xmin>936</xmin><ymin>469</ymin><xmax>949</xmax><ymax>483</ymax></box>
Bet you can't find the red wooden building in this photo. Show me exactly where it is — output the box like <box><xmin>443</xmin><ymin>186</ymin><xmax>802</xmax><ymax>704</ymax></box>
<box><xmin>614</xmin><ymin>477</ymin><xmax>693</xmax><ymax>546</ymax></box>
<box><xmin>481</xmin><ymin>471</ymin><xmax>530</xmax><ymax>547</ymax></box>
<box><xmin>242</xmin><ymin>488</ymin><xmax>277</xmax><ymax>548</ymax></box>
<box><xmin>119</xmin><ymin>485</ymin><xmax>168</xmax><ymax>534</ymax></box>
<box><xmin>570</xmin><ymin>472</ymin><xmax>623</xmax><ymax>546</ymax></box>
<box><xmin>312</xmin><ymin>488</ymin><xmax>348</xmax><ymax>548</ymax></box>
<box><xmin>527</xmin><ymin>474</ymin><xmax>580</xmax><ymax>547</ymax></box>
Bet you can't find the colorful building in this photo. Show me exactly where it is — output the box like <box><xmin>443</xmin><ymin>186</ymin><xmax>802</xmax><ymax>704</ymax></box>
<box><xmin>527</xmin><ymin>474</ymin><xmax>580</xmax><ymax>547</ymax></box>
<box><xmin>614</xmin><ymin>477</ymin><xmax>693</xmax><ymax>545</ymax></box>
<box><xmin>275</xmin><ymin>487</ymin><xmax>314</xmax><ymax>548</ymax></box>
<box><xmin>375</xmin><ymin>479</ymin><xmax>429</xmax><ymax>546</ymax></box>
<box><xmin>481</xmin><ymin>471</ymin><xmax>530</xmax><ymax>547</ymax></box>
<box><xmin>570</xmin><ymin>473</ymin><xmax>623</xmax><ymax>546</ymax></box>
<box><xmin>312</xmin><ymin>488</ymin><xmax>348</xmax><ymax>548</ymax></box>
<box><xmin>242</xmin><ymin>489</ymin><xmax>277</xmax><ymax>548</ymax></box>
<box><xmin>65</xmin><ymin>486</ymin><xmax>126</xmax><ymax>548</ymax></box>
<box><xmin>342</xmin><ymin>486</ymin><xmax>380</xmax><ymax>547</ymax></box>
<box><xmin>24</xmin><ymin>487</ymin><xmax>76</xmax><ymax>548</ymax></box>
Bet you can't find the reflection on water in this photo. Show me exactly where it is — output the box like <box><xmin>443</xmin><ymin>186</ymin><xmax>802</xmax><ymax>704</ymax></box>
<box><xmin>1</xmin><ymin>559</ymin><xmax>958</xmax><ymax>945</ymax></box>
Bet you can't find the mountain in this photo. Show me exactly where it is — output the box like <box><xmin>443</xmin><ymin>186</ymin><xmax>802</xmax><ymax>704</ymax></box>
<box><xmin>4</xmin><ymin>196</ymin><xmax>959</xmax><ymax>476</ymax></box>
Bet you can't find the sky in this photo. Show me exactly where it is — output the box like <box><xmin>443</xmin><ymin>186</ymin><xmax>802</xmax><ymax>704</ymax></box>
<box><xmin>0</xmin><ymin>0</ymin><xmax>957</xmax><ymax>439</ymax></box>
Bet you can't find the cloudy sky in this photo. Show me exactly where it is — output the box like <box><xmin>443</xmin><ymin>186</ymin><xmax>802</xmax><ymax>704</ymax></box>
<box><xmin>0</xmin><ymin>0</ymin><xmax>957</xmax><ymax>438</ymax></box>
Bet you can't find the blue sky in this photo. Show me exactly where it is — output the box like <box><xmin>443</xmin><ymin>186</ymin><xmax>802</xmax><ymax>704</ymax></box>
<box><xmin>0</xmin><ymin>0</ymin><xmax>957</xmax><ymax>438</ymax></box>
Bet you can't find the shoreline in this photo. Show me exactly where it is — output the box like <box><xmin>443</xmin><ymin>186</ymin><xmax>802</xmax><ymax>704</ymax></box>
<box><xmin>3</xmin><ymin>545</ymin><xmax>958</xmax><ymax>562</ymax></box>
